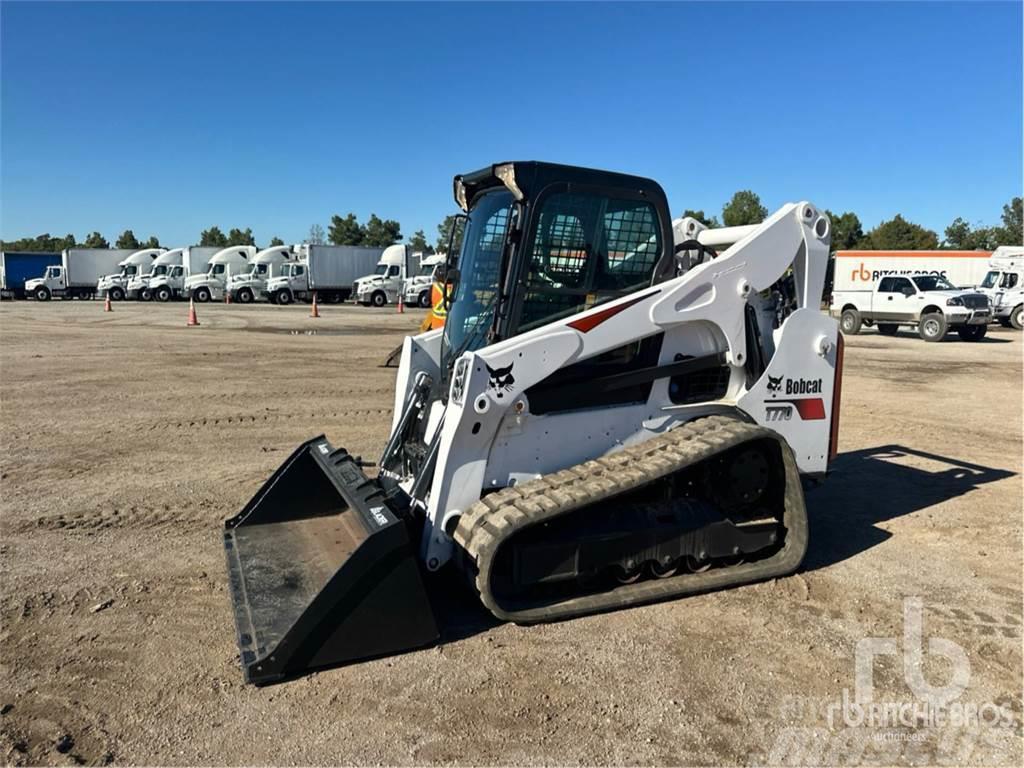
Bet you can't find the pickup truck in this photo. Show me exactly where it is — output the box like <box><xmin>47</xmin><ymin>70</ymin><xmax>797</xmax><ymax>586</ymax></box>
<box><xmin>832</xmin><ymin>273</ymin><xmax>991</xmax><ymax>342</ymax></box>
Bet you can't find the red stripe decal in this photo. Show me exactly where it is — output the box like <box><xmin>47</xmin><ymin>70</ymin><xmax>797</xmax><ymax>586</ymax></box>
<box><xmin>779</xmin><ymin>398</ymin><xmax>826</xmax><ymax>420</ymax></box>
<box><xmin>567</xmin><ymin>289</ymin><xmax>660</xmax><ymax>333</ymax></box>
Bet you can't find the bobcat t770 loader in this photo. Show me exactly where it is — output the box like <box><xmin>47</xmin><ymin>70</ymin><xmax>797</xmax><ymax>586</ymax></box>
<box><xmin>224</xmin><ymin>161</ymin><xmax>843</xmax><ymax>684</ymax></box>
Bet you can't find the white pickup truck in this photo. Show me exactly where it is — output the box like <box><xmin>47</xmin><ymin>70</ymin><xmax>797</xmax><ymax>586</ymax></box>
<box><xmin>832</xmin><ymin>273</ymin><xmax>991</xmax><ymax>342</ymax></box>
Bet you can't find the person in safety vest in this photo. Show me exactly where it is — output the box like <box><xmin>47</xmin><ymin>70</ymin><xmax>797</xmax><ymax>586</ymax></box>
<box><xmin>420</xmin><ymin>265</ymin><xmax>451</xmax><ymax>332</ymax></box>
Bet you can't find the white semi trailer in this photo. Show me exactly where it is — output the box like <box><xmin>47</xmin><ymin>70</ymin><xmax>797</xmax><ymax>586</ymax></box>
<box><xmin>25</xmin><ymin>248</ymin><xmax>135</xmax><ymax>301</ymax></box>
<box><xmin>183</xmin><ymin>245</ymin><xmax>256</xmax><ymax>302</ymax></box>
<box><xmin>97</xmin><ymin>248</ymin><xmax>165</xmax><ymax>300</ymax></box>
<box><xmin>264</xmin><ymin>245</ymin><xmax>383</xmax><ymax>304</ymax></box>
<box><xmin>146</xmin><ymin>246</ymin><xmax>219</xmax><ymax>301</ymax></box>
<box><xmin>226</xmin><ymin>245</ymin><xmax>298</xmax><ymax>303</ymax></box>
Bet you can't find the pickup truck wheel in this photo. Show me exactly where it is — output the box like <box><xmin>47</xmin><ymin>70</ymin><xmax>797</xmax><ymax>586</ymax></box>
<box><xmin>371</xmin><ymin>290</ymin><xmax>387</xmax><ymax>307</ymax></box>
<box><xmin>34</xmin><ymin>286</ymin><xmax>51</xmax><ymax>302</ymax></box>
<box><xmin>109</xmin><ymin>286</ymin><xmax>125</xmax><ymax>301</ymax></box>
<box><xmin>418</xmin><ymin>290</ymin><xmax>431</xmax><ymax>308</ymax></box>
<box><xmin>193</xmin><ymin>287</ymin><xmax>212</xmax><ymax>303</ymax></box>
<box><xmin>957</xmin><ymin>324</ymin><xmax>987</xmax><ymax>342</ymax></box>
<box><xmin>275</xmin><ymin>290</ymin><xmax>293</xmax><ymax>306</ymax></box>
<box><xmin>237</xmin><ymin>287</ymin><xmax>254</xmax><ymax>304</ymax></box>
<box><xmin>877</xmin><ymin>324</ymin><xmax>899</xmax><ymax>336</ymax></box>
<box><xmin>155</xmin><ymin>286</ymin><xmax>172</xmax><ymax>302</ymax></box>
<box><xmin>1011</xmin><ymin>305</ymin><xmax>1023</xmax><ymax>330</ymax></box>
<box><xmin>918</xmin><ymin>312</ymin><xmax>947</xmax><ymax>342</ymax></box>
<box><xmin>840</xmin><ymin>309</ymin><xmax>861</xmax><ymax>335</ymax></box>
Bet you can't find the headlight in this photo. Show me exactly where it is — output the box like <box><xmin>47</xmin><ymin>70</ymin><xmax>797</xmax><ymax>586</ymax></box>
<box><xmin>450</xmin><ymin>357</ymin><xmax>470</xmax><ymax>405</ymax></box>
<box><xmin>946</xmin><ymin>297</ymin><xmax>964</xmax><ymax>306</ymax></box>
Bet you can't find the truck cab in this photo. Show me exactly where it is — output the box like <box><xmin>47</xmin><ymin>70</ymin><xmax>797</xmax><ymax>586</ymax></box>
<box><xmin>183</xmin><ymin>245</ymin><xmax>256</xmax><ymax>302</ymax></box>
<box><xmin>128</xmin><ymin>247</ymin><xmax>185</xmax><ymax>300</ymax></box>
<box><xmin>97</xmin><ymin>249</ymin><xmax>165</xmax><ymax>300</ymax></box>
<box><xmin>25</xmin><ymin>265</ymin><xmax>67</xmax><ymax>301</ymax></box>
<box><xmin>402</xmin><ymin>253</ymin><xmax>445</xmax><ymax>308</ymax></box>
<box><xmin>355</xmin><ymin>244</ymin><xmax>408</xmax><ymax>306</ymax></box>
<box><xmin>227</xmin><ymin>245</ymin><xmax>295</xmax><ymax>303</ymax></box>
<box><xmin>834</xmin><ymin>273</ymin><xmax>991</xmax><ymax>341</ymax></box>
<box><xmin>977</xmin><ymin>246</ymin><xmax>1023</xmax><ymax>329</ymax></box>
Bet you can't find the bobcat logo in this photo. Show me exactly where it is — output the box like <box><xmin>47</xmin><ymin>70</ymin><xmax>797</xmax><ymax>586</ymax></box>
<box><xmin>767</xmin><ymin>374</ymin><xmax>783</xmax><ymax>393</ymax></box>
<box><xmin>486</xmin><ymin>362</ymin><xmax>515</xmax><ymax>397</ymax></box>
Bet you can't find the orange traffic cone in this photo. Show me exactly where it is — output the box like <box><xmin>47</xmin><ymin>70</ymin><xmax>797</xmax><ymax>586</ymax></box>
<box><xmin>104</xmin><ymin>295</ymin><xmax>112</xmax><ymax>312</ymax></box>
<box><xmin>187</xmin><ymin>297</ymin><xmax>200</xmax><ymax>327</ymax></box>
<box><xmin>310</xmin><ymin>292</ymin><xmax>320</xmax><ymax>318</ymax></box>
<box><xmin>397</xmin><ymin>292</ymin><xmax>405</xmax><ymax>314</ymax></box>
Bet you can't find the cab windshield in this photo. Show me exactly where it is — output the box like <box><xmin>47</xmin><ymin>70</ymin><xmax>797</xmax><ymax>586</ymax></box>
<box><xmin>911</xmin><ymin>275</ymin><xmax>955</xmax><ymax>291</ymax></box>
<box><xmin>441</xmin><ymin>190</ymin><xmax>514</xmax><ymax>373</ymax></box>
<box><xmin>981</xmin><ymin>271</ymin><xmax>1000</xmax><ymax>289</ymax></box>
<box><xmin>374</xmin><ymin>264</ymin><xmax>388</xmax><ymax>276</ymax></box>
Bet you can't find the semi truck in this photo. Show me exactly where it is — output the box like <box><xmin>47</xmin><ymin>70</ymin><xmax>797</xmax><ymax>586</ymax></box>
<box><xmin>97</xmin><ymin>248</ymin><xmax>165</xmax><ymax>300</ymax></box>
<box><xmin>832</xmin><ymin>249</ymin><xmax>993</xmax><ymax>296</ymax></box>
<box><xmin>183</xmin><ymin>245</ymin><xmax>256</xmax><ymax>302</ymax></box>
<box><xmin>977</xmin><ymin>246</ymin><xmax>1024</xmax><ymax>329</ymax></box>
<box><xmin>226</xmin><ymin>245</ymin><xmax>298</xmax><ymax>303</ymax></box>
<box><xmin>402</xmin><ymin>253</ymin><xmax>445</xmax><ymax>308</ymax></box>
<box><xmin>145</xmin><ymin>246</ymin><xmax>219</xmax><ymax>301</ymax></box>
<box><xmin>0</xmin><ymin>252</ymin><xmax>62</xmax><ymax>299</ymax></box>
<box><xmin>353</xmin><ymin>244</ymin><xmax>414</xmax><ymax>306</ymax></box>
<box><xmin>263</xmin><ymin>245</ymin><xmax>383</xmax><ymax>304</ymax></box>
<box><xmin>24</xmin><ymin>248</ymin><xmax>135</xmax><ymax>300</ymax></box>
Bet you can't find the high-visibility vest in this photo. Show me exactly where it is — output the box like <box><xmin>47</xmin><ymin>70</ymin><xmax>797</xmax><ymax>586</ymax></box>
<box><xmin>420</xmin><ymin>280</ymin><xmax>449</xmax><ymax>332</ymax></box>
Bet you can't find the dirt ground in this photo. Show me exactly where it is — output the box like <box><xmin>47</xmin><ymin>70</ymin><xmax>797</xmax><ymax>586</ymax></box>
<box><xmin>1</xmin><ymin>300</ymin><xmax>1021</xmax><ymax>767</ymax></box>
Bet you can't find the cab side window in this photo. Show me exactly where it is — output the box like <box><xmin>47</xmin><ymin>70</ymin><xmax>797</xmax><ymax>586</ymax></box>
<box><xmin>387</xmin><ymin>265</ymin><xmax>400</xmax><ymax>278</ymax></box>
<box><xmin>891</xmin><ymin>277</ymin><xmax>914</xmax><ymax>294</ymax></box>
<box><xmin>1002</xmin><ymin>273</ymin><xmax>1019</xmax><ymax>289</ymax></box>
<box><xmin>878</xmin><ymin>277</ymin><xmax>896</xmax><ymax>292</ymax></box>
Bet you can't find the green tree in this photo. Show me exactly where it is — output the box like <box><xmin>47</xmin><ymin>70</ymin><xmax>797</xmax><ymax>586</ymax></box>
<box><xmin>1000</xmin><ymin>197</ymin><xmax>1022</xmax><ymax>245</ymax></box>
<box><xmin>328</xmin><ymin>213</ymin><xmax>364</xmax><ymax>245</ymax></box>
<box><xmin>268</xmin><ymin>236</ymin><xmax>285</xmax><ymax>246</ymax></box>
<box><xmin>681</xmin><ymin>209</ymin><xmax>721</xmax><ymax>228</ymax></box>
<box><xmin>200</xmin><ymin>226</ymin><xmax>227</xmax><ymax>247</ymax></box>
<box><xmin>143</xmin><ymin>235</ymin><xmax>160</xmax><ymax>248</ymax></box>
<box><xmin>363</xmin><ymin>214</ymin><xmax>402</xmax><ymax>246</ymax></box>
<box><xmin>0</xmin><ymin>233</ymin><xmax>78</xmax><ymax>251</ymax></box>
<box><xmin>823</xmin><ymin>210</ymin><xmax>864</xmax><ymax>251</ymax></box>
<box><xmin>436</xmin><ymin>214</ymin><xmax>465</xmax><ymax>254</ymax></box>
<box><xmin>115</xmin><ymin>229</ymin><xmax>141</xmax><ymax>249</ymax></box>
<box><xmin>226</xmin><ymin>227</ymin><xmax>255</xmax><ymax>246</ymax></box>
<box><xmin>943</xmin><ymin>217</ymin><xmax>997</xmax><ymax>250</ymax></box>
<box><xmin>408</xmin><ymin>229</ymin><xmax>434</xmax><ymax>254</ymax></box>
<box><xmin>83</xmin><ymin>232</ymin><xmax>109</xmax><ymax>248</ymax></box>
<box><xmin>860</xmin><ymin>214</ymin><xmax>938</xmax><ymax>250</ymax></box>
<box><xmin>307</xmin><ymin>223</ymin><xmax>325</xmax><ymax>245</ymax></box>
<box><xmin>722</xmin><ymin>190</ymin><xmax>768</xmax><ymax>227</ymax></box>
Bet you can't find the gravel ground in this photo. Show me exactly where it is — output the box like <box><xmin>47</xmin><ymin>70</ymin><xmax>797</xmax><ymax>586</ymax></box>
<box><xmin>1</xmin><ymin>300</ymin><xmax>1020</xmax><ymax>766</ymax></box>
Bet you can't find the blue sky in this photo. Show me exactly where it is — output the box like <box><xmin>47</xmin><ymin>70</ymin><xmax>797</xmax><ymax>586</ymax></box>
<box><xmin>1</xmin><ymin>1</ymin><xmax>1021</xmax><ymax>246</ymax></box>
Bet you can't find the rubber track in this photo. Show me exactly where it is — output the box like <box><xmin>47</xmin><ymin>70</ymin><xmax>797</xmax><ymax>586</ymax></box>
<box><xmin>453</xmin><ymin>414</ymin><xmax>809</xmax><ymax>624</ymax></box>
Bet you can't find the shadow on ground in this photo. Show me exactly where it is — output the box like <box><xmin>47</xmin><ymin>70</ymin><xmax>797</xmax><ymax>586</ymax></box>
<box><xmin>804</xmin><ymin>445</ymin><xmax>1014</xmax><ymax>571</ymax></box>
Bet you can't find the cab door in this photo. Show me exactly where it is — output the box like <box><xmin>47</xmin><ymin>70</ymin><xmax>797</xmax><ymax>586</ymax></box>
<box><xmin>878</xmin><ymin>276</ymin><xmax>917</xmax><ymax>320</ymax></box>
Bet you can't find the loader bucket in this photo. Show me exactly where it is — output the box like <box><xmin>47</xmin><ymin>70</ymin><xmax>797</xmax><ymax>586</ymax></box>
<box><xmin>223</xmin><ymin>436</ymin><xmax>439</xmax><ymax>685</ymax></box>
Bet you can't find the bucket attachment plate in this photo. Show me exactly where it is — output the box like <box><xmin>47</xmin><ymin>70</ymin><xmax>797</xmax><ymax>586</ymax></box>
<box><xmin>224</xmin><ymin>436</ymin><xmax>439</xmax><ymax>684</ymax></box>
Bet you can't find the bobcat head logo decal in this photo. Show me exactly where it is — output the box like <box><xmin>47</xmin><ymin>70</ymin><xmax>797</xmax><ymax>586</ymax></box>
<box><xmin>767</xmin><ymin>374</ymin><xmax>783</xmax><ymax>393</ymax></box>
<box><xmin>485</xmin><ymin>362</ymin><xmax>515</xmax><ymax>397</ymax></box>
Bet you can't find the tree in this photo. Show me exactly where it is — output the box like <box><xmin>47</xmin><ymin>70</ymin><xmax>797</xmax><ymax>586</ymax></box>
<box><xmin>83</xmin><ymin>232</ymin><xmax>109</xmax><ymax>248</ymax></box>
<box><xmin>823</xmin><ymin>210</ymin><xmax>864</xmax><ymax>251</ymax></box>
<box><xmin>268</xmin><ymin>236</ymin><xmax>285</xmax><ymax>246</ymax></box>
<box><xmin>1000</xmin><ymin>197</ymin><xmax>1022</xmax><ymax>245</ymax></box>
<box><xmin>200</xmin><ymin>226</ymin><xmax>227</xmax><ymax>247</ymax></box>
<box><xmin>680</xmin><ymin>209</ymin><xmax>720</xmax><ymax>229</ymax></box>
<box><xmin>328</xmin><ymin>213</ymin><xmax>364</xmax><ymax>245</ymax></box>
<box><xmin>115</xmin><ymin>229</ymin><xmax>141</xmax><ymax>249</ymax></box>
<box><xmin>307</xmin><ymin>223</ymin><xmax>325</xmax><ymax>245</ymax></box>
<box><xmin>143</xmin><ymin>235</ymin><xmax>160</xmax><ymax>248</ymax></box>
<box><xmin>943</xmin><ymin>217</ymin><xmax>997</xmax><ymax>250</ymax></box>
<box><xmin>436</xmin><ymin>214</ymin><xmax>465</xmax><ymax>254</ymax></box>
<box><xmin>363</xmin><ymin>214</ymin><xmax>402</xmax><ymax>247</ymax></box>
<box><xmin>0</xmin><ymin>233</ymin><xmax>77</xmax><ymax>251</ymax></box>
<box><xmin>408</xmin><ymin>229</ymin><xmax>434</xmax><ymax>254</ymax></box>
<box><xmin>722</xmin><ymin>190</ymin><xmax>768</xmax><ymax>227</ymax></box>
<box><xmin>226</xmin><ymin>227</ymin><xmax>255</xmax><ymax>246</ymax></box>
<box><xmin>860</xmin><ymin>214</ymin><xmax>938</xmax><ymax>250</ymax></box>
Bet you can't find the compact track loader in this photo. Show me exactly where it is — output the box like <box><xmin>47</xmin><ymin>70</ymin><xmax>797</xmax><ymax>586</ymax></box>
<box><xmin>224</xmin><ymin>161</ymin><xmax>843</xmax><ymax>684</ymax></box>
